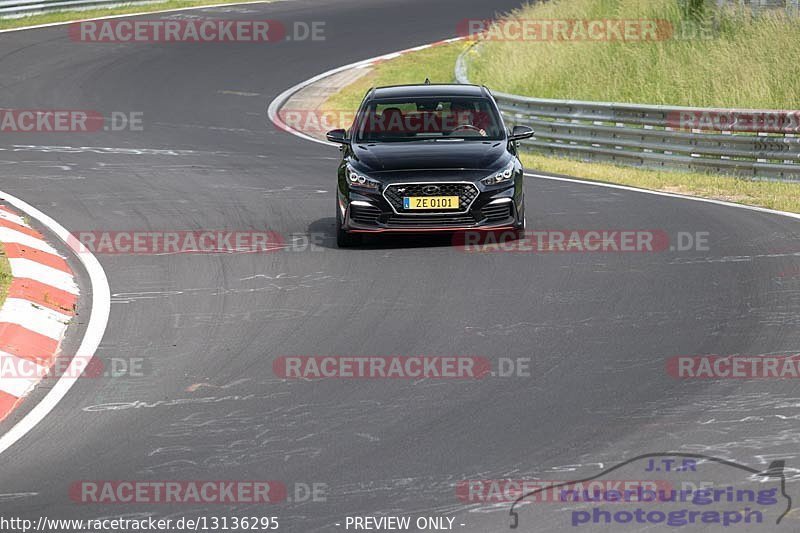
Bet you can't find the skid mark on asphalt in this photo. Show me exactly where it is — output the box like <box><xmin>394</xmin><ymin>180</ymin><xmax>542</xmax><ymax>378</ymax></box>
<box><xmin>217</xmin><ymin>90</ymin><xmax>263</xmax><ymax>97</ymax></box>
<box><xmin>132</xmin><ymin>401</ymin><xmax>399</xmax><ymax>473</ymax></box>
<box><xmin>4</xmin><ymin>145</ymin><xmax>233</xmax><ymax>156</ymax></box>
<box><xmin>331</xmin><ymin>475</ymin><xmax>489</xmax><ymax>516</ymax></box>
<box><xmin>111</xmin><ymin>291</ymin><xmax>184</xmax><ymax>304</ymax></box>
<box><xmin>668</xmin><ymin>251</ymin><xmax>800</xmax><ymax>265</ymax></box>
<box><xmin>111</xmin><ymin>274</ymin><xmax>349</xmax><ymax>304</ymax></box>
<box><xmin>0</xmin><ymin>492</ymin><xmax>38</xmax><ymax>502</ymax></box>
<box><xmin>170</xmin><ymin>308</ymin><xmax>307</xmax><ymax>327</ymax></box>
<box><xmin>206</xmin><ymin>184</ymin><xmax>330</xmax><ymax>197</ymax></box>
<box><xmin>7</xmin><ymin>175</ymin><xmax>86</xmax><ymax>181</ymax></box>
<box><xmin>587</xmin><ymin>390</ymin><xmax>800</xmax><ymax>417</ymax></box>
<box><xmin>153</xmin><ymin>121</ymin><xmax>256</xmax><ymax>134</ymax></box>
<box><xmin>0</xmin><ymin>160</ymin><xmax>74</xmax><ymax>170</ymax></box>
<box><xmin>576</xmin><ymin>390</ymin><xmax>800</xmax><ymax>481</ymax></box>
<box><xmin>463</xmin><ymin>312</ymin><xmax>681</xmax><ymax>337</ymax></box>
<box><xmin>239</xmin><ymin>272</ymin><xmax>344</xmax><ymax>285</ymax></box>
<box><xmin>82</xmin><ymin>391</ymin><xmax>290</xmax><ymax>413</ymax></box>
<box><xmin>185</xmin><ymin>378</ymin><xmax>251</xmax><ymax>392</ymax></box>
<box><xmin>758</xmin><ymin>311</ymin><xmax>800</xmax><ymax>327</ymax></box>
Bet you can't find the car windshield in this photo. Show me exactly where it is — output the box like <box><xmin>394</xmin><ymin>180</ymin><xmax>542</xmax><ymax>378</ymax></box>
<box><xmin>354</xmin><ymin>96</ymin><xmax>505</xmax><ymax>142</ymax></box>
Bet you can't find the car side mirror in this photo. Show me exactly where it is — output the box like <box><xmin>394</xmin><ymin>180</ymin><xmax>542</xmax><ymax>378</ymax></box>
<box><xmin>326</xmin><ymin>129</ymin><xmax>350</xmax><ymax>144</ymax></box>
<box><xmin>509</xmin><ymin>125</ymin><xmax>534</xmax><ymax>141</ymax></box>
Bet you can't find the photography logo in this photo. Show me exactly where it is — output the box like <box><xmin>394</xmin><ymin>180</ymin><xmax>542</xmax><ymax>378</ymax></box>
<box><xmin>508</xmin><ymin>453</ymin><xmax>792</xmax><ymax>531</ymax></box>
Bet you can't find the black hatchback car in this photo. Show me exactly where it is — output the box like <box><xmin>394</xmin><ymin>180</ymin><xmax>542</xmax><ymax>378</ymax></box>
<box><xmin>326</xmin><ymin>83</ymin><xmax>533</xmax><ymax>247</ymax></box>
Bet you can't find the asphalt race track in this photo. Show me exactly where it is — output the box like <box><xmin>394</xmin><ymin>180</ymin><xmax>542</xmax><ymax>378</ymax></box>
<box><xmin>1</xmin><ymin>0</ymin><xmax>799</xmax><ymax>531</ymax></box>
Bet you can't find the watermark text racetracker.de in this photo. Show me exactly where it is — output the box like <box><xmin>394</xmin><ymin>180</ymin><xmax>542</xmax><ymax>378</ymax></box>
<box><xmin>667</xmin><ymin>110</ymin><xmax>800</xmax><ymax>133</ymax></box>
<box><xmin>273</xmin><ymin>355</ymin><xmax>531</xmax><ymax>379</ymax></box>
<box><xmin>69</xmin><ymin>230</ymin><xmax>286</xmax><ymax>254</ymax></box>
<box><xmin>457</xmin><ymin>18</ymin><xmax>718</xmax><ymax>42</ymax></box>
<box><xmin>0</xmin><ymin>110</ymin><xmax>143</xmax><ymax>132</ymax></box>
<box><xmin>458</xmin><ymin>18</ymin><xmax>673</xmax><ymax>42</ymax></box>
<box><xmin>69</xmin><ymin>19</ymin><xmax>325</xmax><ymax>43</ymax></box>
<box><xmin>668</xmin><ymin>354</ymin><xmax>800</xmax><ymax>379</ymax></box>
<box><xmin>0</xmin><ymin>355</ymin><xmax>147</xmax><ymax>380</ymax></box>
<box><xmin>69</xmin><ymin>230</ymin><xmax>338</xmax><ymax>254</ymax></box>
<box><xmin>276</xmin><ymin>108</ymin><xmax>498</xmax><ymax>136</ymax></box>
<box><xmin>457</xmin><ymin>479</ymin><xmax>672</xmax><ymax>503</ymax></box>
<box><xmin>69</xmin><ymin>480</ymin><xmax>297</xmax><ymax>504</ymax></box>
<box><xmin>455</xmin><ymin>230</ymin><xmax>709</xmax><ymax>253</ymax></box>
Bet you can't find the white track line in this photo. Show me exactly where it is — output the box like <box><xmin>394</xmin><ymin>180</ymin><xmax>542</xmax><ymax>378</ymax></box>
<box><xmin>267</xmin><ymin>42</ymin><xmax>800</xmax><ymax>223</ymax></box>
<box><xmin>8</xmin><ymin>258</ymin><xmax>80</xmax><ymax>295</ymax></box>
<box><xmin>0</xmin><ymin>351</ymin><xmax>48</xmax><ymax>398</ymax></box>
<box><xmin>0</xmin><ymin>190</ymin><xmax>110</xmax><ymax>457</ymax></box>
<box><xmin>524</xmin><ymin>172</ymin><xmax>800</xmax><ymax>222</ymax></box>
<box><xmin>0</xmin><ymin>298</ymin><xmax>71</xmax><ymax>340</ymax></box>
<box><xmin>0</xmin><ymin>227</ymin><xmax>60</xmax><ymax>255</ymax></box>
<box><xmin>0</xmin><ymin>209</ymin><xmax>26</xmax><ymax>227</ymax></box>
<box><xmin>0</xmin><ymin>0</ymin><xmax>277</xmax><ymax>34</ymax></box>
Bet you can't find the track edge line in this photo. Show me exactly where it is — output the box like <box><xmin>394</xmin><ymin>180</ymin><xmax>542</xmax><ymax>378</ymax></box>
<box><xmin>0</xmin><ymin>190</ymin><xmax>110</xmax><ymax>456</ymax></box>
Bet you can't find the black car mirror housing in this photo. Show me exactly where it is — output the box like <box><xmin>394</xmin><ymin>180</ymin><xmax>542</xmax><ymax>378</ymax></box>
<box><xmin>509</xmin><ymin>125</ymin><xmax>534</xmax><ymax>141</ymax></box>
<box><xmin>326</xmin><ymin>128</ymin><xmax>350</xmax><ymax>144</ymax></box>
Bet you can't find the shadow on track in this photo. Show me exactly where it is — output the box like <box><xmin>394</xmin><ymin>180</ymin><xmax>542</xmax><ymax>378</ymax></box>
<box><xmin>309</xmin><ymin>217</ymin><xmax>464</xmax><ymax>250</ymax></box>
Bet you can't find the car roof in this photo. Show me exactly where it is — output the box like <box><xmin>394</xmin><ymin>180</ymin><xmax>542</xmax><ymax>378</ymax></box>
<box><xmin>368</xmin><ymin>84</ymin><xmax>489</xmax><ymax>100</ymax></box>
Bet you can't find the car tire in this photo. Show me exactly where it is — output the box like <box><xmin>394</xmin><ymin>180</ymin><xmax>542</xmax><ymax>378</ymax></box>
<box><xmin>513</xmin><ymin>212</ymin><xmax>526</xmax><ymax>240</ymax></box>
<box><xmin>336</xmin><ymin>208</ymin><xmax>362</xmax><ymax>247</ymax></box>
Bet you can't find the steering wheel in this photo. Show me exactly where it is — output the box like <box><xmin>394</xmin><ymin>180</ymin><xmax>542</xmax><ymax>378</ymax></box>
<box><xmin>452</xmin><ymin>124</ymin><xmax>482</xmax><ymax>133</ymax></box>
<box><xmin>452</xmin><ymin>124</ymin><xmax>487</xmax><ymax>137</ymax></box>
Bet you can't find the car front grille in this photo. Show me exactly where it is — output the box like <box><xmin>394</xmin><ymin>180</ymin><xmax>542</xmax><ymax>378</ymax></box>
<box><xmin>481</xmin><ymin>202</ymin><xmax>513</xmax><ymax>222</ymax></box>
<box><xmin>350</xmin><ymin>204</ymin><xmax>381</xmax><ymax>226</ymax></box>
<box><xmin>383</xmin><ymin>183</ymin><xmax>479</xmax><ymax>214</ymax></box>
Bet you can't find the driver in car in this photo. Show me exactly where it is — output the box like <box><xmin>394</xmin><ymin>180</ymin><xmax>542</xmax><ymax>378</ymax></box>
<box><xmin>450</xmin><ymin>100</ymin><xmax>488</xmax><ymax>137</ymax></box>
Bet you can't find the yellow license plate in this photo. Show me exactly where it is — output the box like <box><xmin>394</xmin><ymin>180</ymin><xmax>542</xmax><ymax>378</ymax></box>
<box><xmin>403</xmin><ymin>196</ymin><xmax>460</xmax><ymax>210</ymax></box>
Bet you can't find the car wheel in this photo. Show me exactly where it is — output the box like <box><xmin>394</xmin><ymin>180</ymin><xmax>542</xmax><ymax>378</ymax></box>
<box><xmin>513</xmin><ymin>212</ymin><xmax>526</xmax><ymax>239</ymax></box>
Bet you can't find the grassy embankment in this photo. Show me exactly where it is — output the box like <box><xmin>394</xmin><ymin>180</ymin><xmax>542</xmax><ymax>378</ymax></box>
<box><xmin>320</xmin><ymin>0</ymin><xmax>800</xmax><ymax>213</ymax></box>
<box><xmin>469</xmin><ymin>0</ymin><xmax>800</xmax><ymax>108</ymax></box>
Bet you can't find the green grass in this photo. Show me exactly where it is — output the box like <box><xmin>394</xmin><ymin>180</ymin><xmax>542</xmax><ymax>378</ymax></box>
<box><xmin>467</xmin><ymin>0</ymin><xmax>800</xmax><ymax>108</ymax></box>
<box><xmin>322</xmin><ymin>42</ymin><xmax>467</xmax><ymax>113</ymax></box>
<box><xmin>0</xmin><ymin>243</ymin><xmax>11</xmax><ymax>309</ymax></box>
<box><xmin>521</xmin><ymin>154</ymin><xmax>800</xmax><ymax>213</ymax></box>
<box><xmin>318</xmin><ymin>34</ymin><xmax>800</xmax><ymax>213</ymax></box>
<box><xmin>0</xmin><ymin>0</ymin><xmax>270</xmax><ymax>31</ymax></box>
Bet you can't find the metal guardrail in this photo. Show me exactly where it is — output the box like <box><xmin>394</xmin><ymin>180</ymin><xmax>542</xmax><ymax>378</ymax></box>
<box><xmin>456</xmin><ymin>47</ymin><xmax>800</xmax><ymax>181</ymax></box>
<box><xmin>0</xmin><ymin>0</ymin><xmax>163</xmax><ymax>18</ymax></box>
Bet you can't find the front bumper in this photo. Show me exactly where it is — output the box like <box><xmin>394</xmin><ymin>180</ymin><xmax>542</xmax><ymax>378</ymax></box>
<box><xmin>338</xmin><ymin>178</ymin><xmax>524</xmax><ymax>233</ymax></box>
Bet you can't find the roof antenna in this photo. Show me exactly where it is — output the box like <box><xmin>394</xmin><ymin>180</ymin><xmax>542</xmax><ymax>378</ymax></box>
<box><xmin>424</xmin><ymin>78</ymin><xmax>431</xmax><ymax>85</ymax></box>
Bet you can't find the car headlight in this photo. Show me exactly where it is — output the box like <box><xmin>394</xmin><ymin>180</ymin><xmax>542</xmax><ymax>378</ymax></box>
<box><xmin>481</xmin><ymin>161</ymin><xmax>516</xmax><ymax>186</ymax></box>
<box><xmin>347</xmin><ymin>165</ymin><xmax>380</xmax><ymax>190</ymax></box>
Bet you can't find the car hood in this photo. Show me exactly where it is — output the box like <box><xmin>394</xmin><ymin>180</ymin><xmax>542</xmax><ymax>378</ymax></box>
<box><xmin>351</xmin><ymin>140</ymin><xmax>508</xmax><ymax>172</ymax></box>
